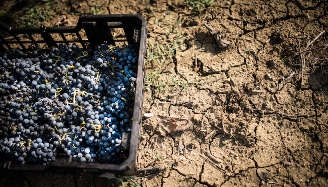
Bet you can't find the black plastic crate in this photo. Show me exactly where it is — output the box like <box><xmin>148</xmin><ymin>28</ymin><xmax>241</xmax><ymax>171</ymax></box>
<box><xmin>0</xmin><ymin>14</ymin><xmax>146</xmax><ymax>174</ymax></box>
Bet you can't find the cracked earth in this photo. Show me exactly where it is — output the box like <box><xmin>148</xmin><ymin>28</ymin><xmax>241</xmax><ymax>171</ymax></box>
<box><xmin>0</xmin><ymin>0</ymin><xmax>328</xmax><ymax>186</ymax></box>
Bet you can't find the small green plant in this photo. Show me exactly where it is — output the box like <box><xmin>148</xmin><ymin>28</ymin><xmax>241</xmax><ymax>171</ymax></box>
<box><xmin>154</xmin><ymin>152</ymin><xmax>163</xmax><ymax>161</ymax></box>
<box><xmin>91</xmin><ymin>3</ymin><xmax>103</xmax><ymax>15</ymax></box>
<box><xmin>145</xmin><ymin>18</ymin><xmax>189</xmax><ymax>97</ymax></box>
<box><xmin>169</xmin><ymin>78</ymin><xmax>194</xmax><ymax>92</ymax></box>
<box><xmin>16</xmin><ymin>2</ymin><xmax>54</xmax><ymax>27</ymax></box>
<box><xmin>100</xmin><ymin>173</ymin><xmax>140</xmax><ymax>187</ymax></box>
<box><xmin>281</xmin><ymin>56</ymin><xmax>291</xmax><ymax>63</ymax></box>
<box><xmin>145</xmin><ymin>40</ymin><xmax>174</xmax><ymax>96</ymax></box>
<box><xmin>185</xmin><ymin>0</ymin><xmax>214</xmax><ymax>11</ymax></box>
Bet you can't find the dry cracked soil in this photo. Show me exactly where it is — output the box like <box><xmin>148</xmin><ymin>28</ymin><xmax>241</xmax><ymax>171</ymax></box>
<box><xmin>0</xmin><ymin>0</ymin><xmax>328</xmax><ymax>186</ymax></box>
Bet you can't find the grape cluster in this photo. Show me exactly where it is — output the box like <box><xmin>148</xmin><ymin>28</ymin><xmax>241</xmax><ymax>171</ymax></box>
<box><xmin>0</xmin><ymin>43</ymin><xmax>138</xmax><ymax>165</ymax></box>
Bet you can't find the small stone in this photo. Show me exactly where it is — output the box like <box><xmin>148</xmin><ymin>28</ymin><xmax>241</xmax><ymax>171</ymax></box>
<box><xmin>265</xmin><ymin>73</ymin><xmax>274</xmax><ymax>81</ymax></box>
<box><xmin>179</xmin><ymin>145</ymin><xmax>184</xmax><ymax>152</ymax></box>
<box><xmin>193</xmin><ymin>114</ymin><xmax>202</xmax><ymax>124</ymax></box>
<box><xmin>144</xmin><ymin>113</ymin><xmax>154</xmax><ymax>118</ymax></box>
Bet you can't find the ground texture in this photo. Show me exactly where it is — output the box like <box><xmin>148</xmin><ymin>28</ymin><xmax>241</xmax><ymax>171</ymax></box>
<box><xmin>0</xmin><ymin>0</ymin><xmax>328</xmax><ymax>186</ymax></box>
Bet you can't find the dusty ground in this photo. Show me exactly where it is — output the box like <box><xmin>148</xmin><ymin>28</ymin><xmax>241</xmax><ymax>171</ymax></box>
<box><xmin>1</xmin><ymin>0</ymin><xmax>328</xmax><ymax>186</ymax></box>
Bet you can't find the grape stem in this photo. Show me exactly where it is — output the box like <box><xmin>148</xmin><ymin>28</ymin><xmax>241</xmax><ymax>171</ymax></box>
<box><xmin>19</xmin><ymin>141</ymin><xmax>25</xmax><ymax>147</ymax></box>
<box><xmin>76</xmin><ymin>51</ymin><xmax>88</xmax><ymax>62</ymax></box>
<box><xmin>93</xmin><ymin>124</ymin><xmax>102</xmax><ymax>133</ymax></box>
<box><xmin>108</xmin><ymin>46</ymin><xmax>116</xmax><ymax>52</ymax></box>
<box><xmin>66</xmin><ymin>90</ymin><xmax>89</xmax><ymax>105</ymax></box>
<box><xmin>74</xmin><ymin>106</ymin><xmax>83</xmax><ymax>111</ymax></box>
<box><xmin>65</xmin><ymin>65</ymin><xmax>75</xmax><ymax>85</ymax></box>
<box><xmin>54</xmin><ymin>88</ymin><xmax>62</xmax><ymax>98</ymax></box>
<box><xmin>80</xmin><ymin>121</ymin><xmax>86</xmax><ymax>131</ymax></box>
<box><xmin>27</xmin><ymin>139</ymin><xmax>32</xmax><ymax>148</ymax></box>
<box><xmin>60</xmin><ymin>132</ymin><xmax>73</xmax><ymax>143</ymax></box>
<box><xmin>54</xmin><ymin>56</ymin><xmax>61</xmax><ymax>64</ymax></box>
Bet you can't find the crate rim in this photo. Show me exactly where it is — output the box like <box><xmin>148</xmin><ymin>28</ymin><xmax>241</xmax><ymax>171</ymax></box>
<box><xmin>0</xmin><ymin>14</ymin><xmax>147</xmax><ymax>175</ymax></box>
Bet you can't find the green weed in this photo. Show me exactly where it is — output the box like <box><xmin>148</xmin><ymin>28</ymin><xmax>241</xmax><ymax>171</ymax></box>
<box><xmin>145</xmin><ymin>40</ymin><xmax>175</xmax><ymax>96</ymax></box>
<box><xmin>16</xmin><ymin>2</ymin><xmax>54</xmax><ymax>27</ymax></box>
<box><xmin>144</xmin><ymin>17</ymin><xmax>196</xmax><ymax>98</ymax></box>
<box><xmin>169</xmin><ymin>78</ymin><xmax>193</xmax><ymax>92</ymax></box>
<box><xmin>185</xmin><ymin>0</ymin><xmax>214</xmax><ymax>11</ymax></box>
<box><xmin>154</xmin><ymin>152</ymin><xmax>163</xmax><ymax>161</ymax></box>
<box><xmin>90</xmin><ymin>3</ymin><xmax>103</xmax><ymax>15</ymax></box>
<box><xmin>281</xmin><ymin>56</ymin><xmax>291</xmax><ymax>63</ymax></box>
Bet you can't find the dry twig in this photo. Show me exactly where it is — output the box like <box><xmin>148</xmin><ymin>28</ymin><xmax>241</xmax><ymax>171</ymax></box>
<box><xmin>204</xmin><ymin>151</ymin><xmax>222</xmax><ymax>164</ymax></box>
<box><xmin>299</xmin><ymin>40</ymin><xmax>305</xmax><ymax>86</ymax></box>
<box><xmin>298</xmin><ymin>30</ymin><xmax>326</xmax><ymax>86</ymax></box>
<box><xmin>306</xmin><ymin>31</ymin><xmax>326</xmax><ymax>50</ymax></box>
<box><xmin>178</xmin><ymin>134</ymin><xmax>184</xmax><ymax>155</ymax></box>
<box><xmin>205</xmin><ymin>130</ymin><xmax>216</xmax><ymax>140</ymax></box>
<box><xmin>199</xmin><ymin>153</ymin><xmax>225</xmax><ymax>173</ymax></box>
